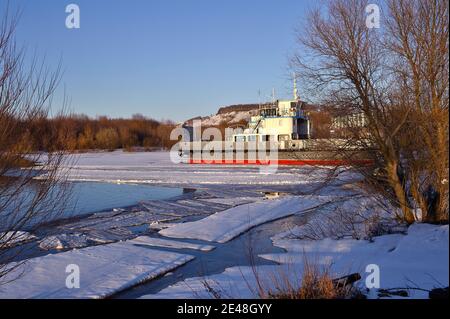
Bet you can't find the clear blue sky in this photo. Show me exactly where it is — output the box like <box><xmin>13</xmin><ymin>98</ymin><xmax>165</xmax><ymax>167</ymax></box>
<box><xmin>8</xmin><ymin>0</ymin><xmax>313</xmax><ymax>122</ymax></box>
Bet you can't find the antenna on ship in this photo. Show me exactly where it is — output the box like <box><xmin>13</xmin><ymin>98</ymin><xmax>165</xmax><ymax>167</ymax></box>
<box><xmin>258</xmin><ymin>89</ymin><xmax>262</xmax><ymax>110</ymax></box>
<box><xmin>272</xmin><ymin>88</ymin><xmax>276</xmax><ymax>106</ymax></box>
<box><xmin>293</xmin><ymin>72</ymin><xmax>299</xmax><ymax>101</ymax></box>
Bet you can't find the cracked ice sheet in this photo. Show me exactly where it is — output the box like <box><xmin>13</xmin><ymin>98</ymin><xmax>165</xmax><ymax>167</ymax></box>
<box><xmin>131</xmin><ymin>236</ymin><xmax>215</xmax><ymax>252</ymax></box>
<box><xmin>159</xmin><ymin>195</ymin><xmax>335</xmax><ymax>243</ymax></box>
<box><xmin>39</xmin><ymin>233</ymin><xmax>113</xmax><ymax>250</ymax></box>
<box><xmin>0</xmin><ymin>239</ymin><xmax>194</xmax><ymax>299</ymax></box>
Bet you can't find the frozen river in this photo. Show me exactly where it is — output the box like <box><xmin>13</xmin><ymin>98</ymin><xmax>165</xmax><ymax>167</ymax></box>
<box><xmin>63</xmin><ymin>181</ymin><xmax>183</xmax><ymax>219</ymax></box>
<box><xmin>0</xmin><ymin>151</ymin><xmax>349</xmax><ymax>298</ymax></box>
<box><xmin>1</xmin><ymin>151</ymin><xmax>446</xmax><ymax>299</ymax></box>
<box><xmin>53</xmin><ymin>150</ymin><xmax>331</xmax><ymax>188</ymax></box>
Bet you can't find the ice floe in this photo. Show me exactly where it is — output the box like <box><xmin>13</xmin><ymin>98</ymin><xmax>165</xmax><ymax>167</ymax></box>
<box><xmin>0</xmin><ymin>238</ymin><xmax>194</xmax><ymax>298</ymax></box>
<box><xmin>159</xmin><ymin>195</ymin><xmax>335</xmax><ymax>243</ymax></box>
<box><xmin>39</xmin><ymin>233</ymin><xmax>113</xmax><ymax>250</ymax></box>
<box><xmin>131</xmin><ymin>236</ymin><xmax>215</xmax><ymax>252</ymax></box>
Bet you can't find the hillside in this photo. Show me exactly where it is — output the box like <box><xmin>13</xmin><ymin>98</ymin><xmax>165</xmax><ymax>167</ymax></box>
<box><xmin>183</xmin><ymin>102</ymin><xmax>324</xmax><ymax>128</ymax></box>
<box><xmin>216</xmin><ymin>104</ymin><xmax>259</xmax><ymax>115</ymax></box>
<box><xmin>184</xmin><ymin>104</ymin><xmax>259</xmax><ymax>127</ymax></box>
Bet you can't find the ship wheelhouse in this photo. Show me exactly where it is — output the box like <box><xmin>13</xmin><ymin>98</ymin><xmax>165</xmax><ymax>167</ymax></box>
<box><xmin>232</xmin><ymin>99</ymin><xmax>311</xmax><ymax>144</ymax></box>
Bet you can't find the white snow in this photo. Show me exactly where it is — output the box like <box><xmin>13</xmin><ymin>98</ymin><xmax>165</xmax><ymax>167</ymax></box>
<box><xmin>141</xmin><ymin>265</ymin><xmax>276</xmax><ymax>299</ymax></box>
<box><xmin>260</xmin><ymin>223</ymin><xmax>449</xmax><ymax>298</ymax></box>
<box><xmin>23</xmin><ymin>151</ymin><xmax>447</xmax><ymax>299</ymax></box>
<box><xmin>276</xmin><ymin>195</ymin><xmax>405</xmax><ymax>241</ymax></box>
<box><xmin>0</xmin><ymin>239</ymin><xmax>194</xmax><ymax>299</ymax></box>
<box><xmin>131</xmin><ymin>236</ymin><xmax>215</xmax><ymax>252</ymax></box>
<box><xmin>45</xmin><ymin>150</ymin><xmax>328</xmax><ymax>186</ymax></box>
<box><xmin>39</xmin><ymin>233</ymin><xmax>113</xmax><ymax>250</ymax></box>
<box><xmin>149</xmin><ymin>222</ymin><xmax>180</xmax><ymax>231</ymax></box>
<box><xmin>142</xmin><ymin>224</ymin><xmax>449</xmax><ymax>299</ymax></box>
<box><xmin>159</xmin><ymin>196</ymin><xmax>334</xmax><ymax>243</ymax></box>
<box><xmin>193</xmin><ymin>110</ymin><xmax>257</xmax><ymax>127</ymax></box>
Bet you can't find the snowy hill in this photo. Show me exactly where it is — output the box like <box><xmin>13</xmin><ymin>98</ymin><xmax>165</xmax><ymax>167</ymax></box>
<box><xmin>184</xmin><ymin>104</ymin><xmax>259</xmax><ymax>127</ymax></box>
<box><xmin>183</xmin><ymin>102</ymin><xmax>323</xmax><ymax>128</ymax></box>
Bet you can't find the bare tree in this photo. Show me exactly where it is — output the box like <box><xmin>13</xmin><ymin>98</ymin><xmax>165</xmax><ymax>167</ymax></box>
<box><xmin>0</xmin><ymin>7</ymin><xmax>71</xmax><ymax>283</ymax></box>
<box><xmin>293</xmin><ymin>0</ymin><xmax>448</xmax><ymax>224</ymax></box>
<box><xmin>385</xmin><ymin>0</ymin><xmax>449</xmax><ymax>222</ymax></box>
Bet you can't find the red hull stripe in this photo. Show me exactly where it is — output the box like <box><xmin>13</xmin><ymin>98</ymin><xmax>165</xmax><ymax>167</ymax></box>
<box><xmin>188</xmin><ymin>159</ymin><xmax>373</xmax><ymax>166</ymax></box>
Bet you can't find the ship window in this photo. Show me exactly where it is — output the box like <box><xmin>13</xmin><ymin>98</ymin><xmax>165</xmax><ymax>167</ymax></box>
<box><xmin>235</xmin><ymin>136</ymin><xmax>246</xmax><ymax>142</ymax></box>
<box><xmin>247</xmin><ymin>135</ymin><xmax>257</xmax><ymax>142</ymax></box>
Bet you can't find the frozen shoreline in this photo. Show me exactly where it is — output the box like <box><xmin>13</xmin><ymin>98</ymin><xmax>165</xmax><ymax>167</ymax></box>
<box><xmin>3</xmin><ymin>151</ymin><xmax>446</xmax><ymax>299</ymax></box>
<box><xmin>141</xmin><ymin>223</ymin><xmax>449</xmax><ymax>299</ymax></box>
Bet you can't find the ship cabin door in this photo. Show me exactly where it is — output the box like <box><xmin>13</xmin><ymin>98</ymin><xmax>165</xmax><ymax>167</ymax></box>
<box><xmin>296</xmin><ymin>118</ymin><xmax>310</xmax><ymax>139</ymax></box>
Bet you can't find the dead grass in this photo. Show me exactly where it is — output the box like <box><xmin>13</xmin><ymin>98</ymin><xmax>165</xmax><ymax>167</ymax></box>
<box><xmin>258</xmin><ymin>259</ymin><xmax>360</xmax><ymax>299</ymax></box>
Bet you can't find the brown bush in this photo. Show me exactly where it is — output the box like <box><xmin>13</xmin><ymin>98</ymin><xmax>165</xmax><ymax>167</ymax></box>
<box><xmin>95</xmin><ymin>127</ymin><xmax>120</xmax><ymax>150</ymax></box>
<box><xmin>259</xmin><ymin>260</ymin><xmax>359</xmax><ymax>299</ymax></box>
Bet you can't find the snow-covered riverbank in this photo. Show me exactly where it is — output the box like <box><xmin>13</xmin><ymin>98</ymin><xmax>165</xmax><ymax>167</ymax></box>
<box><xmin>1</xmin><ymin>151</ymin><xmax>447</xmax><ymax>299</ymax></box>
<box><xmin>142</xmin><ymin>223</ymin><xmax>449</xmax><ymax>299</ymax></box>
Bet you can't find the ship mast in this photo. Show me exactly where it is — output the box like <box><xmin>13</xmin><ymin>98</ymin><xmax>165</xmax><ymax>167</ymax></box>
<box><xmin>293</xmin><ymin>72</ymin><xmax>299</xmax><ymax>101</ymax></box>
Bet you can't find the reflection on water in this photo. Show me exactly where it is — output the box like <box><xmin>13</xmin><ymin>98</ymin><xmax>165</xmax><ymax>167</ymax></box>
<box><xmin>64</xmin><ymin>182</ymin><xmax>183</xmax><ymax>218</ymax></box>
<box><xmin>1</xmin><ymin>180</ymin><xmax>183</xmax><ymax>230</ymax></box>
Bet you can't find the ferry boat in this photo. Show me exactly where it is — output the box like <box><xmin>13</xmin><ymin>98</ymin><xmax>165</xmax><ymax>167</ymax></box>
<box><xmin>179</xmin><ymin>78</ymin><xmax>372</xmax><ymax>166</ymax></box>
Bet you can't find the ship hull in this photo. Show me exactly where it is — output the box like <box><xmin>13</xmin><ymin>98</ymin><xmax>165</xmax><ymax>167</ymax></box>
<box><xmin>188</xmin><ymin>159</ymin><xmax>372</xmax><ymax>166</ymax></box>
<box><xmin>180</xmin><ymin>139</ymin><xmax>373</xmax><ymax>166</ymax></box>
<box><xmin>186</xmin><ymin>150</ymin><xmax>372</xmax><ymax>166</ymax></box>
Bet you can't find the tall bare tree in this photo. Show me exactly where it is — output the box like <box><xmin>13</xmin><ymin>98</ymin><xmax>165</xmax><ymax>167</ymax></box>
<box><xmin>0</xmin><ymin>7</ymin><xmax>71</xmax><ymax>282</ymax></box>
<box><xmin>293</xmin><ymin>0</ymin><xmax>448</xmax><ymax>224</ymax></box>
